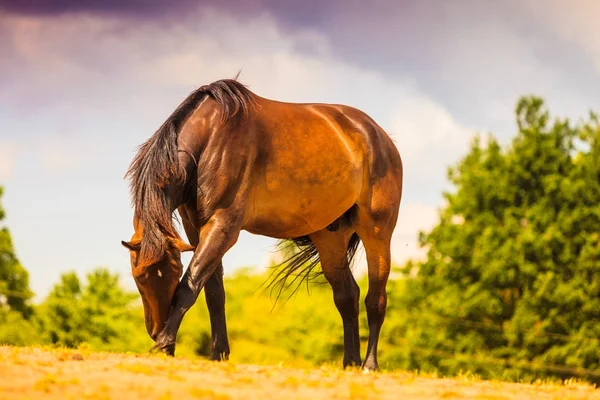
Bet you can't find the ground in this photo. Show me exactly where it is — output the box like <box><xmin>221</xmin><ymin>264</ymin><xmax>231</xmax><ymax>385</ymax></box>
<box><xmin>0</xmin><ymin>346</ymin><xmax>599</xmax><ymax>399</ymax></box>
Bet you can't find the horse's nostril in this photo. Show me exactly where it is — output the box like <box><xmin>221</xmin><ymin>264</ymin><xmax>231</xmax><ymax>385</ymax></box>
<box><xmin>150</xmin><ymin>332</ymin><xmax>158</xmax><ymax>341</ymax></box>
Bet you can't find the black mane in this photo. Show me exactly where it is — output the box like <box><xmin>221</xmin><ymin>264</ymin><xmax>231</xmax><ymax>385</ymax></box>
<box><xmin>125</xmin><ymin>78</ymin><xmax>255</xmax><ymax>264</ymax></box>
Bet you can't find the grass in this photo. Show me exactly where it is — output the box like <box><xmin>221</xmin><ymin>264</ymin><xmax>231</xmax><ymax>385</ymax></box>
<box><xmin>0</xmin><ymin>345</ymin><xmax>599</xmax><ymax>399</ymax></box>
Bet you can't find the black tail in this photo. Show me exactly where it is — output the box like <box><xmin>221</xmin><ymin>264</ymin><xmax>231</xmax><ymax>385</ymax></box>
<box><xmin>262</xmin><ymin>233</ymin><xmax>362</xmax><ymax>305</ymax></box>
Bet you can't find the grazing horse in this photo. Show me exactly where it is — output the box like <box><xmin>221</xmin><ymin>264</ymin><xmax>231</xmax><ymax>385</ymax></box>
<box><xmin>122</xmin><ymin>78</ymin><xmax>403</xmax><ymax>370</ymax></box>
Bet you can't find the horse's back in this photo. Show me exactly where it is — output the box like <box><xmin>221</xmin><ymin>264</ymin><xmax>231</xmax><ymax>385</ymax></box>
<box><xmin>256</xmin><ymin>98</ymin><xmax>401</xmax><ymax>174</ymax></box>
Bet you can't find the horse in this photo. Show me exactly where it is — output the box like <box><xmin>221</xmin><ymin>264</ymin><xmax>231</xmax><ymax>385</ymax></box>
<box><xmin>121</xmin><ymin>78</ymin><xmax>403</xmax><ymax>370</ymax></box>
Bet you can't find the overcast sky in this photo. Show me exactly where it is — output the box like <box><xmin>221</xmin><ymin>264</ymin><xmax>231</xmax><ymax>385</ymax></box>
<box><xmin>1</xmin><ymin>0</ymin><xmax>599</xmax><ymax>299</ymax></box>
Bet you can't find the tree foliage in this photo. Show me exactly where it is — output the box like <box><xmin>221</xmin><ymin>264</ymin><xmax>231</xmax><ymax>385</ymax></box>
<box><xmin>390</xmin><ymin>96</ymin><xmax>600</xmax><ymax>381</ymax></box>
<box><xmin>0</xmin><ymin>186</ymin><xmax>33</xmax><ymax>317</ymax></box>
<box><xmin>37</xmin><ymin>268</ymin><xmax>152</xmax><ymax>352</ymax></box>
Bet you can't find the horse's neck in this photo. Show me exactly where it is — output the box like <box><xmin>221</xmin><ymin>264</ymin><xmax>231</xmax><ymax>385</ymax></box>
<box><xmin>164</xmin><ymin>183</ymin><xmax>187</xmax><ymax>215</ymax></box>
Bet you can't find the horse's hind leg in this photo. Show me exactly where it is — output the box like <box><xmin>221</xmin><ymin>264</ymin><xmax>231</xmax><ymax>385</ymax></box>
<box><xmin>358</xmin><ymin>233</ymin><xmax>392</xmax><ymax>371</ymax></box>
<box><xmin>309</xmin><ymin>228</ymin><xmax>361</xmax><ymax>367</ymax></box>
<box><xmin>355</xmin><ymin>182</ymin><xmax>401</xmax><ymax>371</ymax></box>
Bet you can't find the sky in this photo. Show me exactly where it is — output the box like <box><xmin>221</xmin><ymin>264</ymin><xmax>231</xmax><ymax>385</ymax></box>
<box><xmin>1</xmin><ymin>0</ymin><xmax>600</xmax><ymax>299</ymax></box>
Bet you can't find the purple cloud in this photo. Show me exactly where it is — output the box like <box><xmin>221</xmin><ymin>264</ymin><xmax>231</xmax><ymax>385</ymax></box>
<box><xmin>0</xmin><ymin>0</ymin><xmax>197</xmax><ymax>16</ymax></box>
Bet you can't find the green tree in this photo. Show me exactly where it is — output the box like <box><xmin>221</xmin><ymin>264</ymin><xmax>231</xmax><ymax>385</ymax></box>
<box><xmin>38</xmin><ymin>267</ymin><xmax>151</xmax><ymax>352</ymax></box>
<box><xmin>0</xmin><ymin>186</ymin><xmax>33</xmax><ymax>317</ymax></box>
<box><xmin>0</xmin><ymin>186</ymin><xmax>37</xmax><ymax>346</ymax></box>
<box><xmin>387</xmin><ymin>97</ymin><xmax>600</xmax><ymax>381</ymax></box>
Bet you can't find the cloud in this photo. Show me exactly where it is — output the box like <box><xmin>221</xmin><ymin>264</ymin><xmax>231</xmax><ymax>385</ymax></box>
<box><xmin>0</xmin><ymin>8</ymin><xmax>472</xmax><ymax>177</ymax></box>
<box><xmin>523</xmin><ymin>0</ymin><xmax>600</xmax><ymax>71</ymax></box>
<box><xmin>35</xmin><ymin>134</ymin><xmax>112</xmax><ymax>172</ymax></box>
<box><xmin>0</xmin><ymin>139</ymin><xmax>20</xmax><ymax>180</ymax></box>
<box><xmin>388</xmin><ymin>96</ymin><xmax>473</xmax><ymax>166</ymax></box>
<box><xmin>0</xmin><ymin>0</ymin><xmax>343</xmax><ymax>19</ymax></box>
<box><xmin>391</xmin><ymin>202</ymin><xmax>439</xmax><ymax>262</ymax></box>
<box><xmin>0</xmin><ymin>0</ymin><xmax>197</xmax><ymax>16</ymax></box>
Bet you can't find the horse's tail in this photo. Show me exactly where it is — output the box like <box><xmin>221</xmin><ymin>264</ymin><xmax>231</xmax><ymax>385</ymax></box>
<box><xmin>262</xmin><ymin>232</ymin><xmax>362</xmax><ymax>305</ymax></box>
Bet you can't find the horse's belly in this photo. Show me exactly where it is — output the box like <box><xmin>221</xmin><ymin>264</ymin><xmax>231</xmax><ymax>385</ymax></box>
<box><xmin>243</xmin><ymin>160</ymin><xmax>363</xmax><ymax>238</ymax></box>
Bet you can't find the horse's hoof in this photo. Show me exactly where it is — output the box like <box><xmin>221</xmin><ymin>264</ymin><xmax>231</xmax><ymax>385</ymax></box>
<box><xmin>361</xmin><ymin>360</ymin><xmax>379</xmax><ymax>373</ymax></box>
<box><xmin>343</xmin><ymin>358</ymin><xmax>362</xmax><ymax>369</ymax></box>
<box><xmin>149</xmin><ymin>342</ymin><xmax>175</xmax><ymax>356</ymax></box>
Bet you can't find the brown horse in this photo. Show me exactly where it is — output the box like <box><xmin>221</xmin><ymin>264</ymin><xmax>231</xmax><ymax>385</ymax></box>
<box><xmin>122</xmin><ymin>78</ymin><xmax>403</xmax><ymax>370</ymax></box>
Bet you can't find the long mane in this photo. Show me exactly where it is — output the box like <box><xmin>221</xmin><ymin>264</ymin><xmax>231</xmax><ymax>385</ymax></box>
<box><xmin>125</xmin><ymin>78</ymin><xmax>255</xmax><ymax>264</ymax></box>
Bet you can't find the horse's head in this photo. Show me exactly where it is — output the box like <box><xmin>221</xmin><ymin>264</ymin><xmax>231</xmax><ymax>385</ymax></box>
<box><xmin>121</xmin><ymin>235</ymin><xmax>194</xmax><ymax>340</ymax></box>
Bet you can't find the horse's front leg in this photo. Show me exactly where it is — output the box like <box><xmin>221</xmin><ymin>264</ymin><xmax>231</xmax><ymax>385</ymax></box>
<box><xmin>178</xmin><ymin>206</ymin><xmax>230</xmax><ymax>361</ymax></box>
<box><xmin>153</xmin><ymin>210</ymin><xmax>242</xmax><ymax>355</ymax></box>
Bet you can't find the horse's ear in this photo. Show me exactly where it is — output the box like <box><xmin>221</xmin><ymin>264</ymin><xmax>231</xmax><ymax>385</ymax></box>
<box><xmin>170</xmin><ymin>237</ymin><xmax>196</xmax><ymax>253</ymax></box>
<box><xmin>121</xmin><ymin>240</ymin><xmax>141</xmax><ymax>251</ymax></box>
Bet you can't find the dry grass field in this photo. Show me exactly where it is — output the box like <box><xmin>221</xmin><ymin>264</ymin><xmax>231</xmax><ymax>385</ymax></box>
<box><xmin>1</xmin><ymin>346</ymin><xmax>599</xmax><ymax>400</ymax></box>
